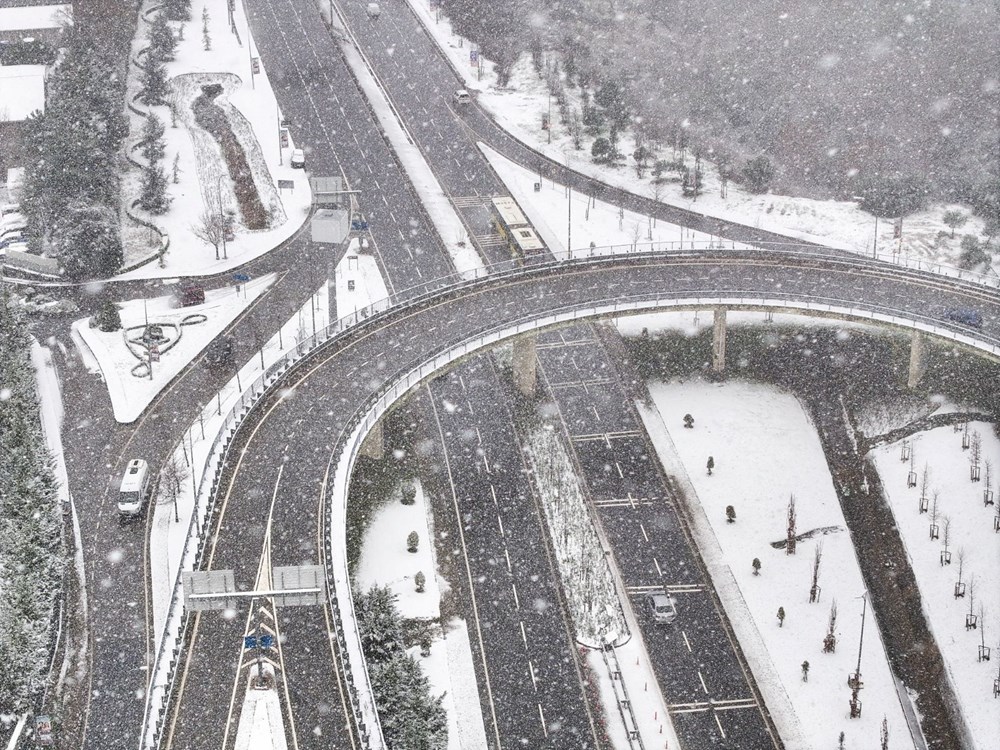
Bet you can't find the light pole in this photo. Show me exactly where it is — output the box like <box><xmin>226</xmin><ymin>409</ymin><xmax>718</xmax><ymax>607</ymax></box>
<box><xmin>216</xmin><ymin>174</ymin><xmax>228</xmax><ymax>259</ymax></box>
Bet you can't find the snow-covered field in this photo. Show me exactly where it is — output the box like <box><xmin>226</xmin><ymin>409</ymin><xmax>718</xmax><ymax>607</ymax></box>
<box><xmin>871</xmin><ymin>422</ymin><xmax>1000</xmax><ymax>750</ymax></box>
<box><xmin>639</xmin><ymin>378</ymin><xmax>918</xmax><ymax>750</ymax></box>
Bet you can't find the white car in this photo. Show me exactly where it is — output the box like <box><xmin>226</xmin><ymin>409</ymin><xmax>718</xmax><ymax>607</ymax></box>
<box><xmin>453</xmin><ymin>89</ymin><xmax>472</xmax><ymax>105</ymax></box>
<box><xmin>646</xmin><ymin>592</ymin><xmax>678</xmax><ymax>624</ymax></box>
<box><xmin>366</xmin><ymin>2</ymin><xmax>380</xmax><ymax>18</ymax></box>
<box><xmin>290</xmin><ymin>148</ymin><xmax>306</xmax><ymax>169</ymax></box>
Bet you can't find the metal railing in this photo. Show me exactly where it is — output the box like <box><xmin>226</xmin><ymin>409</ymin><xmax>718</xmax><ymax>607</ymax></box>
<box><xmin>141</xmin><ymin>248</ymin><xmax>1000</xmax><ymax>749</ymax></box>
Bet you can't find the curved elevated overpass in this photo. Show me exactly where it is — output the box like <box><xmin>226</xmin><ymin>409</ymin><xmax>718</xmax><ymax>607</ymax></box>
<box><xmin>167</xmin><ymin>249</ymin><xmax>999</xmax><ymax>749</ymax></box>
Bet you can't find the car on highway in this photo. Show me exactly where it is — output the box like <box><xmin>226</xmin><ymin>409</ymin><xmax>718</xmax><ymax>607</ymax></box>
<box><xmin>290</xmin><ymin>148</ymin><xmax>306</xmax><ymax>169</ymax></box>
<box><xmin>118</xmin><ymin>459</ymin><xmax>151</xmax><ymax>518</ymax></box>
<box><xmin>646</xmin><ymin>591</ymin><xmax>678</xmax><ymax>625</ymax></box>
<box><xmin>943</xmin><ymin>307</ymin><xmax>983</xmax><ymax>328</ymax></box>
<box><xmin>171</xmin><ymin>283</ymin><xmax>205</xmax><ymax>308</ymax></box>
<box><xmin>366</xmin><ymin>2</ymin><xmax>380</xmax><ymax>18</ymax></box>
<box><xmin>453</xmin><ymin>89</ymin><xmax>472</xmax><ymax>105</ymax></box>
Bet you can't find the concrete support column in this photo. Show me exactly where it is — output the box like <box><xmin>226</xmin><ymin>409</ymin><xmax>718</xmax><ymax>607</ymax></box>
<box><xmin>907</xmin><ymin>330</ymin><xmax>928</xmax><ymax>389</ymax></box>
<box><xmin>512</xmin><ymin>333</ymin><xmax>538</xmax><ymax>397</ymax></box>
<box><xmin>712</xmin><ymin>307</ymin><xmax>727</xmax><ymax>373</ymax></box>
<box><xmin>360</xmin><ymin>420</ymin><xmax>384</xmax><ymax>460</ymax></box>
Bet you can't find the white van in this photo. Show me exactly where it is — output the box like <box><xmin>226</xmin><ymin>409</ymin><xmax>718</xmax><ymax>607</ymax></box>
<box><xmin>118</xmin><ymin>459</ymin><xmax>150</xmax><ymax>516</ymax></box>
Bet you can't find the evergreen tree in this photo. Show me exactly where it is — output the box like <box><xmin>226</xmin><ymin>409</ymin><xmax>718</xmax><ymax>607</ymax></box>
<box><xmin>140</xmin><ymin>113</ymin><xmax>166</xmax><ymax>164</ymax></box>
<box><xmin>0</xmin><ymin>293</ymin><xmax>64</xmax><ymax>712</ymax></box>
<box><xmin>356</xmin><ymin>586</ymin><xmax>405</xmax><ymax>662</ymax></box>
<box><xmin>163</xmin><ymin>0</ymin><xmax>192</xmax><ymax>22</ymax></box>
<box><xmin>94</xmin><ymin>300</ymin><xmax>122</xmax><ymax>332</ymax></box>
<box><xmin>139</xmin><ymin>55</ymin><xmax>168</xmax><ymax>105</ymax></box>
<box><xmin>140</xmin><ymin>164</ymin><xmax>172</xmax><ymax>214</ymax></box>
<box><xmin>51</xmin><ymin>203</ymin><xmax>124</xmax><ymax>280</ymax></box>
<box><xmin>147</xmin><ymin>11</ymin><xmax>177</xmax><ymax>62</ymax></box>
<box><xmin>742</xmin><ymin>156</ymin><xmax>776</xmax><ymax>193</ymax></box>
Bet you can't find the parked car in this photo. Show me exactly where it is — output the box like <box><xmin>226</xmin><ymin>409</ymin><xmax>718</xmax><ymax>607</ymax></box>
<box><xmin>944</xmin><ymin>307</ymin><xmax>983</xmax><ymax>329</ymax></box>
<box><xmin>646</xmin><ymin>591</ymin><xmax>678</xmax><ymax>625</ymax></box>
<box><xmin>366</xmin><ymin>2</ymin><xmax>381</xmax><ymax>18</ymax></box>
<box><xmin>290</xmin><ymin>148</ymin><xmax>306</xmax><ymax>169</ymax></box>
<box><xmin>453</xmin><ymin>89</ymin><xmax>472</xmax><ymax>105</ymax></box>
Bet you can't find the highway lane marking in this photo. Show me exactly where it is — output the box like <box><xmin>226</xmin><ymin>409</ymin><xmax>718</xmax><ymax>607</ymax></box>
<box><xmin>425</xmin><ymin>387</ymin><xmax>504</xmax><ymax>748</ymax></box>
<box><xmin>682</xmin><ymin>631</ymin><xmax>692</xmax><ymax>652</ymax></box>
<box><xmin>714</xmin><ymin>713</ymin><xmax>727</xmax><ymax>738</ymax></box>
<box><xmin>698</xmin><ymin>670</ymin><xmax>709</xmax><ymax>694</ymax></box>
<box><xmin>615</xmin><ymin>462</ymin><xmax>624</xmax><ymax>478</ymax></box>
<box><xmin>640</xmin><ymin>523</ymin><xmax>649</xmax><ymax>542</ymax></box>
<box><xmin>653</xmin><ymin>557</ymin><xmax>663</xmax><ymax>577</ymax></box>
<box><xmin>511</xmin><ymin>583</ymin><xmax>520</xmax><ymax>609</ymax></box>
<box><xmin>490</xmin><ymin>484</ymin><xmax>498</xmax><ymax>507</ymax></box>
<box><xmin>496</xmin><ymin>514</ymin><xmax>505</xmax><ymax>537</ymax></box>
<box><xmin>476</xmin><ymin>426</ymin><xmax>482</xmax><ymax>445</ymax></box>
<box><xmin>537</xmin><ymin>704</ymin><xmax>548</xmax><ymax>737</ymax></box>
<box><xmin>504</xmin><ymin>548</ymin><xmax>512</xmax><ymax>572</ymax></box>
<box><xmin>520</xmin><ymin>621</ymin><xmax>528</xmax><ymax>645</ymax></box>
<box><xmin>528</xmin><ymin>660</ymin><xmax>538</xmax><ymax>691</ymax></box>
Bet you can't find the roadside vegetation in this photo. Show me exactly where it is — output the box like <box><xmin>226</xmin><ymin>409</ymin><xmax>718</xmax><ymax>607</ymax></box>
<box><xmin>0</xmin><ymin>294</ymin><xmax>65</xmax><ymax>712</ymax></box>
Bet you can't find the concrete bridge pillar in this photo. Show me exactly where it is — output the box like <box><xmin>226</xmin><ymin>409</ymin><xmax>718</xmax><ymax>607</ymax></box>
<box><xmin>712</xmin><ymin>307</ymin><xmax>727</xmax><ymax>373</ymax></box>
<box><xmin>512</xmin><ymin>333</ymin><xmax>538</xmax><ymax>396</ymax></box>
<box><xmin>360</xmin><ymin>420</ymin><xmax>384</xmax><ymax>460</ymax></box>
<box><xmin>907</xmin><ymin>330</ymin><xmax>928</xmax><ymax>389</ymax></box>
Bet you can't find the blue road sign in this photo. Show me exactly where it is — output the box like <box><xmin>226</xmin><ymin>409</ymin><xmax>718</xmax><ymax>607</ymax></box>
<box><xmin>244</xmin><ymin>634</ymin><xmax>275</xmax><ymax>649</ymax></box>
<box><xmin>232</xmin><ymin>272</ymin><xmax>252</xmax><ymax>283</ymax></box>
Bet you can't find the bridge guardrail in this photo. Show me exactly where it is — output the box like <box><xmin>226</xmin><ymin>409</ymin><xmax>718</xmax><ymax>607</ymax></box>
<box><xmin>141</xmin><ymin>248</ymin><xmax>999</xmax><ymax>750</ymax></box>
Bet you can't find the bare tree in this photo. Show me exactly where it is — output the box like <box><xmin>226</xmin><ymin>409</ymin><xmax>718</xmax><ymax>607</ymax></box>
<box><xmin>191</xmin><ymin>207</ymin><xmax>227</xmax><ymax>260</ymax></box>
<box><xmin>159</xmin><ymin>452</ymin><xmax>190</xmax><ymax>524</ymax></box>
<box><xmin>786</xmin><ymin>494</ymin><xmax>797</xmax><ymax>555</ymax></box>
<box><xmin>880</xmin><ymin>715</ymin><xmax>889</xmax><ymax>750</ymax></box>
<box><xmin>809</xmin><ymin>542</ymin><xmax>823</xmax><ymax>602</ymax></box>
<box><xmin>919</xmin><ymin>462</ymin><xmax>931</xmax><ymax>511</ymax></box>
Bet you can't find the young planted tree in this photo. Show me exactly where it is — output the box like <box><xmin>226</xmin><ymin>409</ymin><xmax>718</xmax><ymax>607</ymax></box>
<box><xmin>726</xmin><ymin>505</ymin><xmax>736</xmax><ymax>523</ymax></box>
<box><xmin>777</xmin><ymin>606</ymin><xmax>786</xmax><ymax>627</ymax></box>
<box><xmin>160</xmin><ymin>452</ymin><xmax>190</xmax><ymax>523</ymax></box>
<box><xmin>752</xmin><ymin>557</ymin><xmax>761</xmax><ymax>575</ymax></box>
<box><xmin>801</xmin><ymin>660</ymin><xmax>809</xmax><ymax>682</ymax></box>
<box><xmin>809</xmin><ymin>542</ymin><xmax>823</xmax><ymax>602</ymax></box>
<box><xmin>406</xmin><ymin>530</ymin><xmax>419</xmax><ymax>553</ymax></box>
<box><xmin>940</xmin><ymin>516</ymin><xmax>952</xmax><ymax>565</ymax></box>
<box><xmin>919</xmin><ymin>462</ymin><xmax>931</xmax><ymax>513</ymax></box>
<box><xmin>707</xmin><ymin>456</ymin><xmax>715</xmax><ymax>476</ymax></box>
<box><xmin>970</xmin><ymin>431</ymin><xmax>982</xmax><ymax>482</ymax></box>
<box><xmin>823</xmin><ymin>600</ymin><xmax>837</xmax><ymax>653</ymax></box>
<box><xmin>929</xmin><ymin>489</ymin><xmax>940</xmax><ymax>540</ymax></box>
<box><xmin>955</xmin><ymin>548</ymin><xmax>966</xmax><ymax>597</ymax></box>
<box><xmin>683</xmin><ymin>414</ymin><xmax>694</xmax><ymax>429</ymax></box>
<box><xmin>414</xmin><ymin>571</ymin><xmax>425</xmax><ymax>593</ymax></box>
<box><xmin>880</xmin><ymin>716</ymin><xmax>889</xmax><ymax>750</ymax></box>
<box><xmin>172</xmin><ymin>152</ymin><xmax>181</xmax><ymax>184</ymax></box>
<box><xmin>786</xmin><ymin>495</ymin><xmax>797</xmax><ymax>555</ymax></box>
<box><xmin>202</xmin><ymin>6</ymin><xmax>211</xmax><ymax>51</ymax></box>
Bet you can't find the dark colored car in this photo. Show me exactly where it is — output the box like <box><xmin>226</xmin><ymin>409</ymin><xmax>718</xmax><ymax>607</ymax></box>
<box><xmin>944</xmin><ymin>307</ymin><xmax>983</xmax><ymax>329</ymax></box>
<box><xmin>173</xmin><ymin>283</ymin><xmax>205</xmax><ymax>307</ymax></box>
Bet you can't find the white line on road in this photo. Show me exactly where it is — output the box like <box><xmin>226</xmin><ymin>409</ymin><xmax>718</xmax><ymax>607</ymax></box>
<box><xmin>615</xmin><ymin>462</ymin><xmax>624</xmax><ymax>478</ymax></box>
<box><xmin>504</xmin><ymin>548</ymin><xmax>512</xmax><ymax>572</ymax></box>
<box><xmin>698</xmin><ymin>670</ymin><xmax>709</xmax><ymax>694</ymax></box>
<box><xmin>520</xmin><ymin>621</ymin><xmax>528</xmax><ymax>645</ymax></box>
<box><xmin>528</xmin><ymin>660</ymin><xmax>538</xmax><ymax>691</ymax></box>
<box><xmin>653</xmin><ymin>557</ymin><xmax>662</xmax><ymax>577</ymax></box>
<box><xmin>682</xmin><ymin>630</ymin><xmax>692</xmax><ymax>652</ymax></box>
<box><xmin>511</xmin><ymin>583</ymin><xmax>520</xmax><ymax>610</ymax></box>
<box><xmin>640</xmin><ymin>523</ymin><xmax>649</xmax><ymax>542</ymax></box>
<box><xmin>538</xmin><ymin>704</ymin><xmax>547</xmax><ymax>736</ymax></box>
<box><xmin>714</xmin><ymin>713</ymin><xmax>727</xmax><ymax>738</ymax></box>
<box><xmin>497</xmin><ymin>515</ymin><xmax>505</xmax><ymax>537</ymax></box>
<box><xmin>490</xmin><ymin>484</ymin><xmax>498</xmax><ymax>507</ymax></box>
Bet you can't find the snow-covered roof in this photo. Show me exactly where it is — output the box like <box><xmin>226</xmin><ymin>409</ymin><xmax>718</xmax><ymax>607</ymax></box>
<box><xmin>0</xmin><ymin>65</ymin><xmax>46</xmax><ymax>121</ymax></box>
<box><xmin>0</xmin><ymin>4</ymin><xmax>73</xmax><ymax>33</ymax></box>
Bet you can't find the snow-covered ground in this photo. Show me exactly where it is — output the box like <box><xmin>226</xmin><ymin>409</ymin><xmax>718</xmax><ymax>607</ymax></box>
<box><xmin>871</xmin><ymin>422</ymin><xmax>1000</xmax><ymax>750</ymax></box>
<box><xmin>72</xmin><ymin>273</ymin><xmax>278</xmax><ymax>423</ymax></box>
<box><xmin>639</xmin><ymin>377</ymin><xmax>918</xmax><ymax>750</ymax></box>
<box><xmin>355</xmin><ymin>479</ymin><xmax>489</xmax><ymax>750</ymax></box>
<box><xmin>333</xmin><ymin>239</ymin><xmax>389</xmax><ymax>321</ymax></box>
<box><xmin>116</xmin><ymin>0</ymin><xmax>312</xmax><ymax>280</ymax></box>
<box><xmin>480</xmin><ymin>143</ymin><xmax>747</xmax><ymax>256</ymax></box>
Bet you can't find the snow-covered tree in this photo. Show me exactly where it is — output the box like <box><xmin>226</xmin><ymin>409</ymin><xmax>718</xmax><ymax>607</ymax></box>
<box><xmin>356</xmin><ymin>586</ymin><xmax>405</xmax><ymax>663</ymax></box>
<box><xmin>162</xmin><ymin>0</ymin><xmax>192</xmax><ymax>22</ymax></box>
<box><xmin>139</xmin><ymin>55</ymin><xmax>168</xmax><ymax>105</ymax></box>
<box><xmin>51</xmin><ymin>202</ymin><xmax>124</xmax><ymax>280</ymax></box>
<box><xmin>147</xmin><ymin>12</ymin><xmax>177</xmax><ymax>62</ymax></box>
<box><xmin>140</xmin><ymin>113</ymin><xmax>166</xmax><ymax>164</ymax></box>
<box><xmin>140</xmin><ymin>164</ymin><xmax>172</xmax><ymax>214</ymax></box>
<box><xmin>0</xmin><ymin>294</ymin><xmax>65</xmax><ymax>712</ymax></box>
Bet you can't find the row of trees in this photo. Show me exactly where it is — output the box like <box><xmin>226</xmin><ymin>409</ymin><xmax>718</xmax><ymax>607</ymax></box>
<box><xmin>355</xmin><ymin>586</ymin><xmax>447</xmax><ymax>749</ymax></box>
<box><xmin>0</xmin><ymin>294</ymin><xmax>65</xmax><ymax>712</ymax></box>
<box><xmin>19</xmin><ymin>24</ymin><xmax>131</xmax><ymax>279</ymax></box>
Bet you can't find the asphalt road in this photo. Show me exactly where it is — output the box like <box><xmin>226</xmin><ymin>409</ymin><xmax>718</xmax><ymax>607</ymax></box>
<box><xmin>534</xmin><ymin>324</ymin><xmax>778</xmax><ymax>748</ymax></box>
<box><xmin>421</xmin><ymin>359</ymin><xmax>599</xmax><ymax>747</ymax></box>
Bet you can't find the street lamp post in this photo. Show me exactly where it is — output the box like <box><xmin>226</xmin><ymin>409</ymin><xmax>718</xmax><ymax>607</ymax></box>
<box><xmin>216</xmin><ymin>174</ymin><xmax>228</xmax><ymax>259</ymax></box>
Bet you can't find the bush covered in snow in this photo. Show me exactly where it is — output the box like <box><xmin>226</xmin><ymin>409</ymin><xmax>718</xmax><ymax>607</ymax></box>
<box><xmin>0</xmin><ymin>296</ymin><xmax>65</xmax><ymax>712</ymax></box>
<box><xmin>524</xmin><ymin>422</ymin><xmax>627</xmax><ymax>646</ymax></box>
<box><xmin>355</xmin><ymin>586</ymin><xmax>447</xmax><ymax>749</ymax></box>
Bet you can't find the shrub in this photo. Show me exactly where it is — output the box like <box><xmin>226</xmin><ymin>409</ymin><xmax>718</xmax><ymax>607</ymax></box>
<box><xmin>742</xmin><ymin>156</ymin><xmax>775</xmax><ymax>193</ymax></box>
<box><xmin>406</xmin><ymin>531</ymin><xmax>419</xmax><ymax>553</ymax></box>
